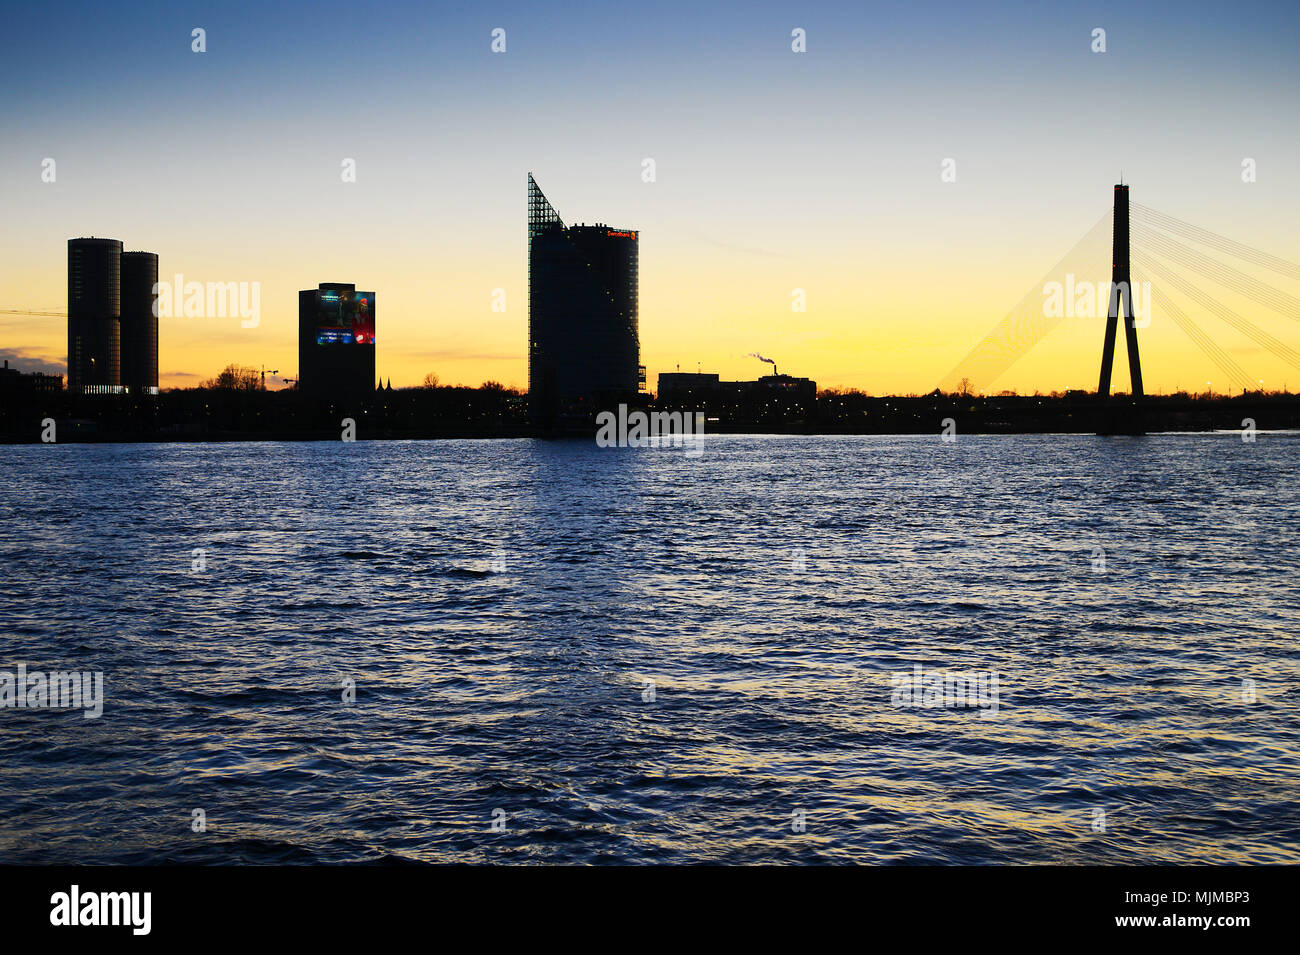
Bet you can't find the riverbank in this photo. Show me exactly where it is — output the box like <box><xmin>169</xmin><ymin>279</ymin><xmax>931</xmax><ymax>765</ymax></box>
<box><xmin>3</xmin><ymin>386</ymin><xmax>1298</xmax><ymax>443</ymax></box>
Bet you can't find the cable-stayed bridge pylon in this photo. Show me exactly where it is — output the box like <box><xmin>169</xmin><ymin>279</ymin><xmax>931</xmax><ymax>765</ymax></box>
<box><xmin>938</xmin><ymin>187</ymin><xmax>1300</xmax><ymax>400</ymax></box>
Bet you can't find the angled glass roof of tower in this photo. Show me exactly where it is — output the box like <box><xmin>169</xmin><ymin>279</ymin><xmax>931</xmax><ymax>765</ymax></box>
<box><xmin>528</xmin><ymin>173</ymin><xmax>565</xmax><ymax>245</ymax></box>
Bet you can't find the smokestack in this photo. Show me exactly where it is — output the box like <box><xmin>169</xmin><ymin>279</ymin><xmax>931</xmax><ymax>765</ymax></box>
<box><xmin>749</xmin><ymin>352</ymin><xmax>777</xmax><ymax>376</ymax></box>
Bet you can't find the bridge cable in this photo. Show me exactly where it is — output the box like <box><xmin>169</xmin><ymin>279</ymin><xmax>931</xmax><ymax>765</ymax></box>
<box><xmin>1133</xmin><ymin>204</ymin><xmax>1300</xmax><ymax>283</ymax></box>
<box><xmin>936</xmin><ymin>212</ymin><xmax>1111</xmax><ymax>393</ymax></box>
<box><xmin>1133</xmin><ymin>224</ymin><xmax>1300</xmax><ymax>323</ymax></box>
<box><xmin>1133</xmin><ymin>250</ymin><xmax>1300</xmax><ymax>373</ymax></box>
<box><xmin>1146</xmin><ymin>287</ymin><xmax>1253</xmax><ymax>392</ymax></box>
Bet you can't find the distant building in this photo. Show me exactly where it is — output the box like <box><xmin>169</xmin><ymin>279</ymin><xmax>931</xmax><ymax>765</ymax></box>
<box><xmin>67</xmin><ymin>238</ymin><xmax>123</xmax><ymax>395</ymax></box>
<box><xmin>120</xmin><ymin>251</ymin><xmax>159</xmax><ymax>395</ymax></box>
<box><xmin>655</xmin><ymin>372</ymin><xmax>721</xmax><ymax>397</ymax></box>
<box><xmin>657</xmin><ymin>371</ymin><xmax>816</xmax><ymax>403</ymax></box>
<box><xmin>657</xmin><ymin>370</ymin><xmax>817</xmax><ymax>424</ymax></box>
<box><xmin>527</xmin><ymin>174</ymin><xmax>641</xmax><ymax>426</ymax></box>
<box><xmin>0</xmin><ymin>360</ymin><xmax>62</xmax><ymax>395</ymax></box>
<box><xmin>298</xmin><ymin>283</ymin><xmax>376</xmax><ymax>399</ymax></box>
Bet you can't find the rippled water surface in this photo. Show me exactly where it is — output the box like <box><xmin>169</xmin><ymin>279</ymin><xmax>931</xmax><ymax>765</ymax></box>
<box><xmin>0</xmin><ymin>435</ymin><xmax>1297</xmax><ymax>864</ymax></box>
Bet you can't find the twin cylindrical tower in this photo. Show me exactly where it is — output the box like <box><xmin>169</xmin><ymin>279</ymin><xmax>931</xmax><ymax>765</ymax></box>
<box><xmin>67</xmin><ymin>238</ymin><xmax>157</xmax><ymax>395</ymax></box>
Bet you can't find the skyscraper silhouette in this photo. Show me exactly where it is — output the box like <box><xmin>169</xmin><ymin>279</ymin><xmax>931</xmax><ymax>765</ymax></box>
<box><xmin>527</xmin><ymin>174</ymin><xmax>640</xmax><ymax>426</ymax></box>
<box><xmin>67</xmin><ymin>238</ymin><xmax>123</xmax><ymax>395</ymax></box>
<box><xmin>121</xmin><ymin>251</ymin><xmax>159</xmax><ymax>395</ymax></box>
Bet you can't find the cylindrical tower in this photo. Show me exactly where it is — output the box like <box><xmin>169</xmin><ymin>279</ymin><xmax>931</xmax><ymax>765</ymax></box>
<box><xmin>67</xmin><ymin>237</ymin><xmax>122</xmax><ymax>394</ymax></box>
<box><xmin>121</xmin><ymin>251</ymin><xmax>159</xmax><ymax>395</ymax></box>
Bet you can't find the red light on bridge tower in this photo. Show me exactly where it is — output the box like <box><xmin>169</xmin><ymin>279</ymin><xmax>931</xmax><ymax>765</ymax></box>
<box><xmin>1098</xmin><ymin>184</ymin><xmax>1144</xmax><ymax>399</ymax></box>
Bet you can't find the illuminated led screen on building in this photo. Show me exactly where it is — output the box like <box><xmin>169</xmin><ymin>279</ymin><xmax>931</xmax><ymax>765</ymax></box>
<box><xmin>315</xmin><ymin>289</ymin><xmax>375</xmax><ymax>345</ymax></box>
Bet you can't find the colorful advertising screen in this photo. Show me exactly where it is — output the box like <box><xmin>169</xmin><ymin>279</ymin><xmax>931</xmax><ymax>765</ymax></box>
<box><xmin>315</xmin><ymin>289</ymin><xmax>375</xmax><ymax>345</ymax></box>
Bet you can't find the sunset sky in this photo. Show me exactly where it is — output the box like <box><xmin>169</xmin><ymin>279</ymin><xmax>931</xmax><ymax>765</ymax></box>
<box><xmin>2</xmin><ymin>0</ymin><xmax>1299</xmax><ymax>394</ymax></box>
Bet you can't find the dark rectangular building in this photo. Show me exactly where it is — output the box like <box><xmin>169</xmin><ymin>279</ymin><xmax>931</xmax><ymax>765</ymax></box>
<box><xmin>657</xmin><ymin>370</ymin><xmax>817</xmax><ymax>425</ymax></box>
<box><xmin>298</xmin><ymin>283</ymin><xmax>376</xmax><ymax>399</ymax></box>
<box><xmin>0</xmin><ymin>360</ymin><xmax>62</xmax><ymax>395</ymax></box>
<box><xmin>527</xmin><ymin>174</ymin><xmax>640</xmax><ymax>426</ymax></box>
<box><xmin>658</xmin><ymin>371</ymin><xmax>816</xmax><ymax>403</ymax></box>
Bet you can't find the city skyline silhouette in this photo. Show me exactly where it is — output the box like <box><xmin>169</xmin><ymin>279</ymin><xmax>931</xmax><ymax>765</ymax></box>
<box><xmin>9</xmin><ymin>175</ymin><xmax>1300</xmax><ymax>409</ymax></box>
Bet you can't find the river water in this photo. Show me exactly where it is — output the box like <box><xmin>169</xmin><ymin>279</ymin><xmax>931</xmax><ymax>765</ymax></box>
<box><xmin>0</xmin><ymin>434</ymin><xmax>1296</xmax><ymax>863</ymax></box>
